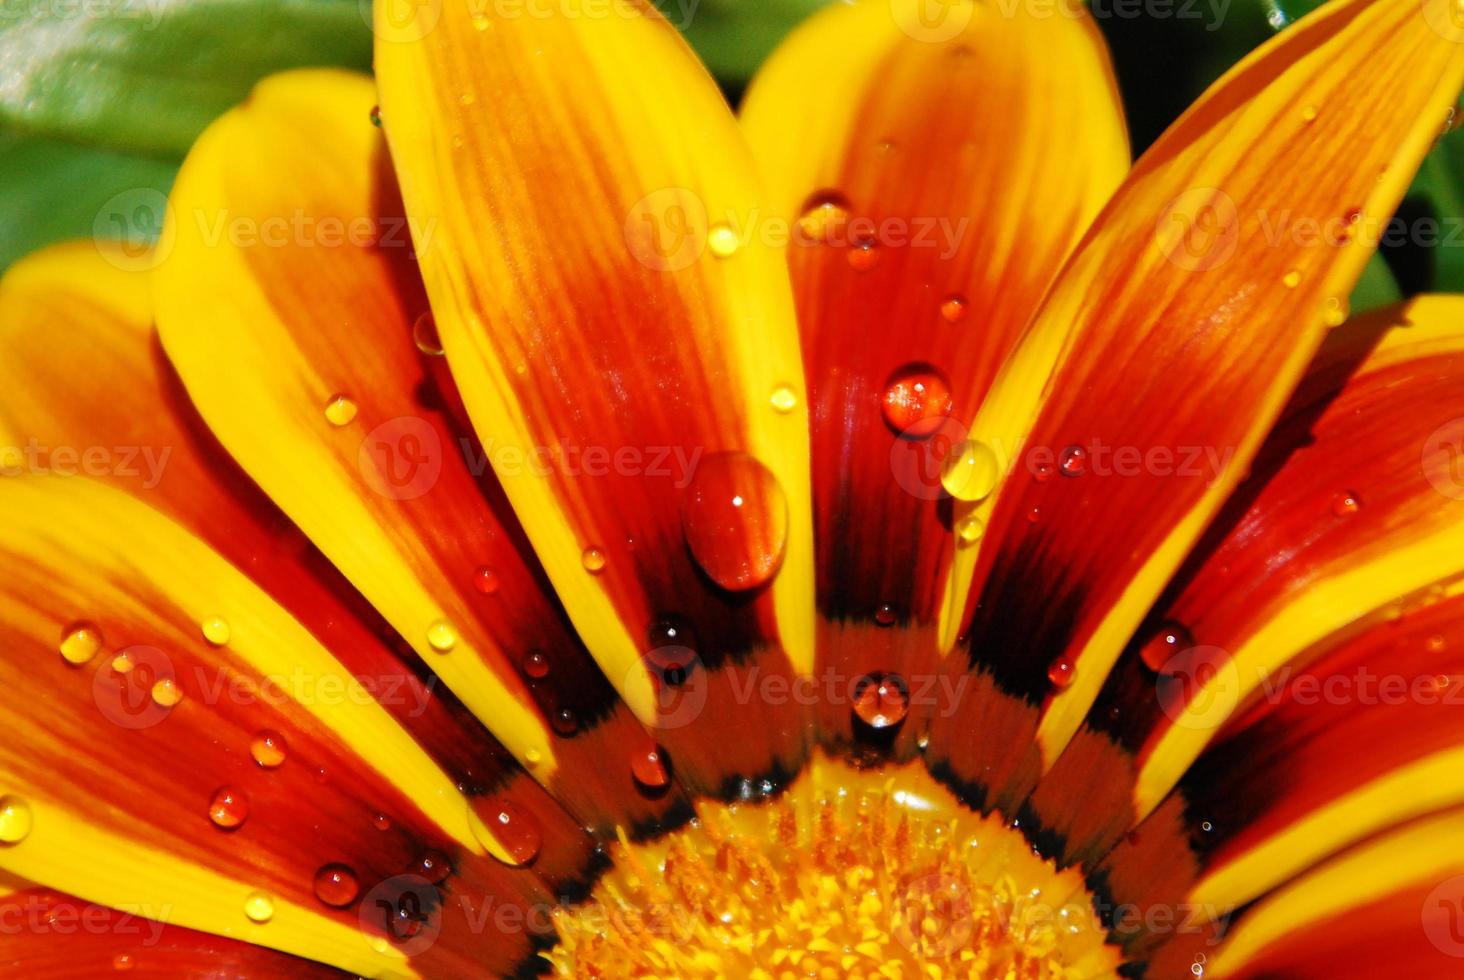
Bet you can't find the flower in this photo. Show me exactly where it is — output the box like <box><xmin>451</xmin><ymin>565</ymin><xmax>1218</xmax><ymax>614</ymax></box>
<box><xmin>0</xmin><ymin>0</ymin><xmax>1462</xmax><ymax>975</ymax></box>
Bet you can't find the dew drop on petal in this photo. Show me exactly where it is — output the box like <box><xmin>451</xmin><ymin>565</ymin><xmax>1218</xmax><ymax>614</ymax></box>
<box><xmin>368</xmin><ymin>105</ymin><xmax>382</xmax><ymax>128</ymax></box>
<box><xmin>201</xmin><ymin>616</ymin><xmax>231</xmax><ymax>646</ymax></box>
<box><xmin>209</xmin><ymin>787</ymin><xmax>249</xmax><ymax>830</ymax></box>
<box><xmin>1026</xmin><ymin>506</ymin><xmax>1042</xmax><ymax>524</ymax></box>
<box><xmin>1301</xmin><ymin>104</ymin><xmax>1318</xmax><ymax>123</ymax></box>
<box><xmin>372</xmin><ymin>813</ymin><xmax>392</xmax><ymax>831</ymax></box>
<box><xmin>795</xmin><ymin>190</ymin><xmax>851</xmax><ymax>244</ymax></box>
<box><xmin>59</xmin><ymin>622</ymin><xmax>103</xmax><ymax>666</ymax></box>
<box><xmin>551</xmin><ymin>707</ymin><xmax>579</xmax><ymax>736</ymax></box>
<box><xmin>243</xmin><ymin>891</ymin><xmax>274</xmax><ymax>923</ymax></box>
<box><xmin>1331</xmin><ymin>490</ymin><xmax>1362</xmax><ymax>517</ymax></box>
<box><xmin>881</xmin><ymin>364</ymin><xmax>953</xmax><ymax>437</ymax></box>
<box><xmin>955</xmin><ymin>514</ymin><xmax>985</xmax><ymax>545</ymax></box>
<box><xmin>847</xmin><ymin>241</ymin><xmax>880</xmax><ymax>271</ymax></box>
<box><xmin>0</xmin><ymin>795</ymin><xmax>33</xmax><ymax>844</ymax></box>
<box><xmin>151</xmin><ymin>678</ymin><xmax>182</xmax><ymax>707</ymax></box>
<box><xmin>681</xmin><ymin>452</ymin><xmax>789</xmax><ymax>591</ymax></box>
<box><xmin>648</xmin><ymin>616</ymin><xmax>696</xmax><ymax>653</ymax></box>
<box><xmin>521</xmin><ymin>650</ymin><xmax>549</xmax><ymax>680</ymax></box>
<box><xmin>581</xmin><ymin>547</ymin><xmax>607</xmax><ymax>573</ymax></box>
<box><xmin>426</xmin><ymin>619</ymin><xmax>457</xmax><ymax>653</ymax></box>
<box><xmin>1321</xmin><ymin>296</ymin><xmax>1348</xmax><ymax>328</ymax></box>
<box><xmin>1046</xmin><ymin>656</ymin><xmax>1075</xmax><ymax>689</ymax></box>
<box><xmin>473</xmin><ymin>566</ymin><xmax>500</xmax><ymax>595</ymax></box>
<box><xmin>874</xmin><ymin>604</ymin><xmax>898</xmax><ymax>627</ymax></box>
<box><xmin>1282</xmin><ymin>269</ymin><xmax>1302</xmax><ymax>289</ymax></box>
<box><xmin>251</xmin><ymin>730</ymin><xmax>287</xmax><ymax>769</ymax></box>
<box><xmin>707</xmin><ymin>224</ymin><xmax>739</xmax><ymax>258</ymax></box>
<box><xmin>852</xmin><ymin>673</ymin><xmax>909</xmax><ymax>729</ymax></box>
<box><xmin>941</xmin><ymin>438</ymin><xmax>1000</xmax><ymax>502</ymax></box>
<box><xmin>769</xmin><ymin>385</ymin><xmax>798</xmax><ymax>414</ymax></box>
<box><xmin>940</xmin><ymin>295</ymin><xmax>967</xmax><ymax>323</ymax></box>
<box><xmin>111</xmin><ymin>651</ymin><xmax>134</xmax><ymax>673</ymax></box>
<box><xmin>313</xmin><ymin>863</ymin><xmax>360</xmax><ymax>908</ymax></box>
<box><xmin>413</xmin><ymin>311</ymin><xmax>444</xmax><ymax>357</ymax></box>
<box><xmin>471</xmin><ymin>799</ymin><xmax>542</xmax><ymax>866</ymax></box>
<box><xmin>112</xmin><ymin>953</ymin><xmax>134</xmax><ymax>971</ymax></box>
<box><xmin>1059</xmin><ymin>445</ymin><xmax>1088</xmax><ymax>477</ymax></box>
<box><xmin>324</xmin><ymin>394</ymin><xmax>357</xmax><ymax>427</ymax></box>
<box><xmin>416</xmin><ymin>849</ymin><xmax>452</xmax><ymax>883</ymax></box>
<box><xmin>631</xmin><ymin>745</ymin><xmax>670</xmax><ymax>789</ymax></box>
<box><xmin>1139</xmin><ymin>621</ymin><xmax>1194</xmax><ymax>672</ymax></box>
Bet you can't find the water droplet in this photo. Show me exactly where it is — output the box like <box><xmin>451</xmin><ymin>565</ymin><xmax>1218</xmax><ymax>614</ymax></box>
<box><xmin>852</xmin><ymin>673</ymin><xmax>909</xmax><ymax>729</ymax></box>
<box><xmin>151</xmin><ymin>678</ymin><xmax>182</xmax><ymax>707</ymax></box>
<box><xmin>941</xmin><ymin>438</ymin><xmax>1000</xmax><ymax>502</ymax></box>
<box><xmin>251</xmin><ymin>730</ymin><xmax>286</xmax><ymax>769</ymax></box>
<box><xmin>521</xmin><ymin>650</ymin><xmax>549</xmax><ymax>680</ymax></box>
<box><xmin>874</xmin><ymin>603</ymin><xmax>898</xmax><ymax>627</ymax></box>
<box><xmin>681</xmin><ymin>452</ymin><xmax>789</xmax><ymax>591</ymax></box>
<box><xmin>940</xmin><ymin>295</ymin><xmax>967</xmax><ymax>323</ymax></box>
<box><xmin>769</xmin><ymin>385</ymin><xmax>798</xmax><ymax>414</ymax></box>
<box><xmin>1301</xmin><ymin>104</ymin><xmax>1318</xmax><ymax>123</ymax></box>
<box><xmin>426</xmin><ymin>619</ymin><xmax>457</xmax><ymax>653</ymax></box>
<box><xmin>413</xmin><ymin>311</ymin><xmax>444</xmax><ymax>356</ymax></box>
<box><xmin>208</xmin><ymin>787</ymin><xmax>249</xmax><ymax>830</ymax></box>
<box><xmin>324</xmin><ymin>394</ymin><xmax>358</xmax><ymax>427</ymax></box>
<box><xmin>1331</xmin><ymin>490</ymin><xmax>1362</xmax><ymax>517</ymax></box>
<box><xmin>1282</xmin><ymin>269</ymin><xmax>1301</xmax><ymax>288</ymax></box>
<box><xmin>470</xmin><ymin>799</ymin><xmax>542</xmax><ymax>866</ymax></box>
<box><xmin>1026</xmin><ymin>506</ymin><xmax>1042</xmax><ymax>524</ymax></box>
<box><xmin>372</xmin><ymin>813</ymin><xmax>392</xmax><ymax>831</ymax></box>
<box><xmin>707</xmin><ymin>224</ymin><xmax>740</xmax><ymax>258</ymax></box>
<box><xmin>550</xmin><ymin>707</ymin><xmax>579</xmax><ymax>736</ymax></box>
<box><xmin>1321</xmin><ymin>296</ymin><xmax>1349</xmax><ymax>328</ymax></box>
<box><xmin>112</xmin><ymin>953</ymin><xmax>134</xmax><ymax>971</ymax></box>
<box><xmin>313</xmin><ymin>863</ymin><xmax>360</xmax><ymax>908</ymax></box>
<box><xmin>471</xmin><ymin>11</ymin><xmax>490</xmax><ymax>29</ymax></box>
<box><xmin>59</xmin><ymin>622</ymin><xmax>103</xmax><ymax>666</ymax></box>
<box><xmin>648</xmin><ymin>616</ymin><xmax>696</xmax><ymax>653</ymax></box>
<box><xmin>369</xmin><ymin>105</ymin><xmax>383</xmax><ymax>128</ymax></box>
<box><xmin>881</xmin><ymin>363</ymin><xmax>953</xmax><ymax>437</ymax></box>
<box><xmin>243</xmin><ymin>891</ymin><xmax>274</xmax><ymax>923</ymax></box>
<box><xmin>631</xmin><ymin>745</ymin><xmax>670</xmax><ymax>789</ymax></box>
<box><xmin>1428</xmin><ymin>634</ymin><xmax>1447</xmax><ymax>653</ymax></box>
<box><xmin>416</xmin><ymin>849</ymin><xmax>452</xmax><ymax>883</ymax></box>
<box><xmin>1033</xmin><ymin>460</ymin><xmax>1053</xmax><ymax>483</ymax></box>
<box><xmin>795</xmin><ymin>190</ymin><xmax>851</xmax><ymax>244</ymax></box>
<box><xmin>524</xmin><ymin>747</ymin><xmax>543</xmax><ymax>768</ymax></box>
<box><xmin>201</xmin><ymin>616</ymin><xmax>231</xmax><ymax>646</ymax></box>
<box><xmin>0</xmin><ymin>795</ymin><xmax>33</xmax><ymax>844</ymax></box>
<box><xmin>956</xmin><ymin>514</ymin><xmax>985</xmax><ymax>544</ymax></box>
<box><xmin>457</xmin><ymin>91</ymin><xmax>476</xmax><ymax>108</ymax></box>
<box><xmin>473</xmin><ymin>566</ymin><xmax>500</xmax><ymax>595</ymax></box>
<box><xmin>1047</xmin><ymin>656</ymin><xmax>1075</xmax><ymax>689</ymax></box>
<box><xmin>111</xmin><ymin>651</ymin><xmax>134</xmax><ymax>673</ymax></box>
<box><xmin>1059</xmin><ymin>445</ymin><xmax>1088</xmax><ymax>477</ymax></box>
<box><xmin>847</xmin><ymin>241</ymin><xmax>880</xmax><ymax>271</ymax></box>
<box><xmin>581</xmin><ymin>547</ymin><xmax>607</xmax><ymax>573</ymax></box>
<box><xmin>1139</xmin><ymin>621</ymin><xmax>1193</xmax><ymax>672</ymax></box>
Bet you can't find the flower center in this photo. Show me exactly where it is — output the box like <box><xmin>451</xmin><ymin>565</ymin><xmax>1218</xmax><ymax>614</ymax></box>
<box><xmin>545</xmin><ymin>754</ymin><xmax>1123</xmax><ymax>978</ymax></box>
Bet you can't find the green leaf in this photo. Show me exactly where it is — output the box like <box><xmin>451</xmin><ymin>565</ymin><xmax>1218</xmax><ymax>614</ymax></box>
<box><xmin>0</xmin><ymin>131</ymin><xmax>175</xmax><ymax>271</ymax></box>
<box><xmin>667</xmin><ymin>0</ymin><xmax>830</xmax><ymax>87</ymax></box>
<box><xmin>0</xmin><ymin>0</ymin><xmax>372</xmax><ymax>160</ymax></box>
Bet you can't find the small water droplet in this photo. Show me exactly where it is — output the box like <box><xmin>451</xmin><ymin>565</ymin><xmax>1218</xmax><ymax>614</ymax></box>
<box><xmin>413</xmin><ymin>311</ymin><xmax>444</xmax><ymax>356</ymax></box>
<box><xmin>1321</xmin><ymin>296</ymin><xmax>1348</xmax><ymax>328</ymax></box>
<box><xmin>1332</xmin><ymin>490</ymin><xmax>1362</xmax><ymax>517</ymax></box>
<box><xmin>251</xmin><ymin>730</ymin><xmax>286</xmax><ymax>768</ymax></box>
<box><xmin>457</xmin><ymin>91</ymin><xmax>476</xmax><ymax>108</ymax></box>
<box><xmin>313</xmin><ymin>863</ymin><xmax>359</xmax><ymax>908</ymax></box>
<box><xmin>1428</xmin><ymin>634</ymin><xmax>1447</xmax><ymax>653</ymax></box>
<box><xmin>59</xmin><ymin>622</ymin><xmax>103</xmax><ymax>666</ymax></box>
<box><xmin>581</xmin><ymin>547</ymin><xmax>607</xmax><ymax>573</ymax></box>
<box><xmin>648</xmin><ymin>616</ymin><xmax>696</xmax><ymax>653</ymax></box>
<box><xmin>1026</xmin><ymin>506</ymin><xmax>1041</xmax><ymax>524</ymax></box>
<box><xmin>847</xmin><ymin>241</ymin><xmax>880</xmax><ymax>271</ymax></box>
<box><xmin>524</xmin><ymin>747</ymin><xmax>543</xmax><ymax>767</ymax></box>
<box><xmin>795</xmin><ymin>190</ymin><xmax>851</xmax><ymax>244</ymax></box>
<box><xmin>324</xmin><ymin>394</ymin><xmax>358</xmax><ymax>427</ymax></box>
<box><xmin>201</xmin><ymin>616</ymin><xmax>231</xmax><ymax>646</ymax></box>
<box><xmin>1282</xmin><ymin>269</ymin><xmax>1302</xmax><ymax>288</ymax></box>
<box><xmin>471</xmin><ymin>11</ymin><xmax>490</xmax><ymax>29</ymax></box>
<box><xmin>940</xmin><ymin>295</ymin><xmax>967</xmax><ymax>323</ymax></box>
<box><xmin>521</xmin><ymin>650</ymin><xmax>549</xmax><ymax>680</ymax></box>
<box><xmin>0</xmin><ymin>795</ymin><xmax>33</xmax><ymax>844</ymax></box>
<box><xmin>956</xmin><ymin>514</ymin><xmax>985</xmax><ymax>544</ymax></box>
<box><xmin>416</xmin><ymin>849</ymin><xmax>452</xmax><ymax>883</ymax></box>
<box><xmin>881</xmin><ymin>363</ymin><xmax>953</xmax><ymax>437</ymax></box>
<box><xmin>1046</xmin><ymin>656</ymin><xmax>1075</xmax><ymax>689</ymax></box>
<box><xmin>631</xmin><ymin>744</ymin><xmax>670</xmax><ymax>789</ymax></box>
<box><xmin>372</xmin><ymin>813</ymin><xmax>392</xmax><ymax>831</ymax></box>
<box><xmin>243</xmin><ymin>891</ymin><xmax>274</xmax><ymax>923</ymax></box>
<box><xmin>1139</xmin><ymin>621</ymin><xmax>1193</xmax><ymax>672</ymax></box>
<box><xmin>369</xmin><ymin>105</ymin><xmax>382</xmax><ymax>128</ymax></box>
<box><xmin>426</xmin><ymin>619</ymin><xmax>457</xmax><ymax>653</ymax></box>
<box><xmin>472</xmin><ymin>566</ymin><xmax>500</xmax><ymax>595</ymax></box>
<box><xmin>470</xmin><ymin>799</ymin><xmax>542</xmax><ymax>866</ymax></box>
<box><xmin>874</xmin><ymin>603</ymin><xmax>898</xmax><ymax>627</ymax></box>
<box><xmin>769</xmin><ymin>385</ymin><xmax>798</xmax><ymax>414</ymax></box>
<box><xmin>852</xmin><ymin>673</ymin><xmax>909</xmax><ymax>729</ymax></box>
<box><xmin>151</xmin><ymin>678</ymin><xmax>182</xmax><ymax>707</ymax></box>
<box><xmin>208</xmin><ymin>787</ymin><xmax>249</xmax><ymax>830</ymax></box>
<box><xmin>941</xmin><ymin>438</ymin><xmax>1000</xmax><ymax>502</ymax></box>
<box><xmin>1059</xmin><ymin>445</ymin><xmax>1088</xmax><ymax>477</ymax></box>
<box><xmin>112</xmin><ymin>953</ymin><xmax>134</xmax><ymax>971</ymax></box>
<box><xmin>707</xmin><ymin>224</ymin><xmax>740</xmax><ymax>258</ymax></box>
<box><xmin>681</xmin><ymin>452</ymin><xmax>789</xmax><ymax>591</ymax></box>
<box><xmin>1301</xmin><ymin>104</ymin><xmax>1318</xmax><ymax>123</ymax></box>
<box><xmin>550</xmin><ymin>707</ymin><xmax>579</xmax><ymax>736</ymax></box>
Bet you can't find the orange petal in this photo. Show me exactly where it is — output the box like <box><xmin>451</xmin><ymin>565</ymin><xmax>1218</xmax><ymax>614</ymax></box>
<box><xmin>738</xmin><ymin>0</ymin><xmax>1129</xmax><ymax>747</ymax></box>
<box><xmin>926</xmin><ymin>0</ymin><xmax>1464</xmax><ymax>811</ymax></box>
<box><xmin>151</xmin><ymin>69</ymin><xmax>688</xmax><ymax>828</ymax></box>
<box><xmin>374</xmin><ymin>2</ymin><xmax>815</xmax><ymax>790</ymax></box>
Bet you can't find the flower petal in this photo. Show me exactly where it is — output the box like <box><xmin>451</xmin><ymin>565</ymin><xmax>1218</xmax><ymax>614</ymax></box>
<box><xmin>374</xmin><ymin>1</ymin><xmax>816</xmax><ymax>789</ymax></box>
<box><xmin>152</xmin><ymin>69</ymin><xmax>687</xmax><ymax>828</ymax></box>
<box><xmin>926</xmin><ymin>0</ymin><xmax>1464</xmax><ymax>811</ymax></box>
<box><xmin>738</xmin><ymin>0</ymin><xmax>1128</xmax><ymax>746</ymax></box>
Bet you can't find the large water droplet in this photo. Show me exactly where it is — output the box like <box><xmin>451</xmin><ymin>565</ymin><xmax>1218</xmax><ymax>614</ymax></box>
<box><xmin>209</xmin><ymin>787</ymin><xmax>249</xmax><ymax>830</ymax></box>
<box><xmin>769</xmin><ymin>385</ymin><xmax>798</xmax><ymax>414</ymax></box>
<box><xmin>1046</xmin><ymin>656</ymin><xmax>1075</xmax><ymax>689</ymax></box>
<box><xmin>324</xmin><ymin>395</ymin><xmax>358</xmax><ymax>427</ymax></box>
<box><xmin>251</xmin><ymin>730</ymin><xmax>286</xmax><ymax>769</ymax></box>
<box><xmin>201</xmin><ymin>616</ymin><xmax>231</xmax><ymax>646</ymax></box>
<box><xmin>955</xmin><ymin>514</ymin><xmax>985</xmax><ymax>545</ymax></box>
<box><xmin>151</xmin><ymin>678</ymin><xmax>182</xmax><ymax>707</ymax></box>
<box><xmin>681</xmin><ymin>452</ymin><xmax>789</xmax><ymax>591</ymax></box>
<box><xmin>631</xmin><ymin>744</ymin><xmax>670</xmax><ymax>789</ymax></box>
<box><xmin>941</xmin><ymin>438</ymin><xmax>1000</xmax><ymax>502</ymax></box>
<box><xmin>795</xmin><ymin>190</ymin><xmax>851</xmax><ymax>244</ymax></box>
<box><xmin>0</xmin><ymin>795</ymin><xmax>33</xmax><ymax>844</ymax></box>
<box><xmin>581</xmin><ymin>547</ymin><xmax>607</xmax><ymax>573</ymax></box>
<box><xmin>426</xmin><ymin>619</ymin><xmax>457</xmax><ymax>653</ymax></box>
<box><xmin>470</xmin><ymin>799</ymin><xmax>542</xmax><ymax>867</ymax></box>
<box><xmin>1139</xmin><ymin>621</ymin><xmax>1193</xmax><ymax>672</ymax></box>
<box><xmin>881</xmin><ymin>363</ymin><xmax>953</xmax><ymax>438</ymax></box>
<box><xmin>521</xmin><ymin>650</ymin><xmax>549</xmax><ymax>680</ymax></box>
<box><xmin>313</xmin><ymin>863</ymin><xmax>360</xmax><ymax>908</ymax></box>
<box><xmin>243</xmin><ymin>891</ymin><xmax>275</xmax><ymax>923</ymax></box>
<box><xmin>59</xmin><ymin>622</ymin><xmax>103</xmax><ymax>666</ymax></box>
<box><xmin>413</xmin><ymin>312</ymin><xmax>444</xmax><ymax>356</ymax></box>
<box><xmin>852</xmin><ymin>673</ymin><xmax>909</xmax><ymax>729</ymax></box>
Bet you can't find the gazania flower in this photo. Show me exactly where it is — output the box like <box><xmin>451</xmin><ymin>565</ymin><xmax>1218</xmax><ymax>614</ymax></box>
<box><xmin>2</xmin><ymin>0</ymin><xmax>1463</xmax><ymax>975</ymax></box>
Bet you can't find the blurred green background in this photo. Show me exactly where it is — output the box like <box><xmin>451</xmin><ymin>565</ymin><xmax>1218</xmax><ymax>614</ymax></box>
<box><xmin>0</xmin><ymin>0</ymin><xmax>1457</xmax><ymax>305</ymax></box>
